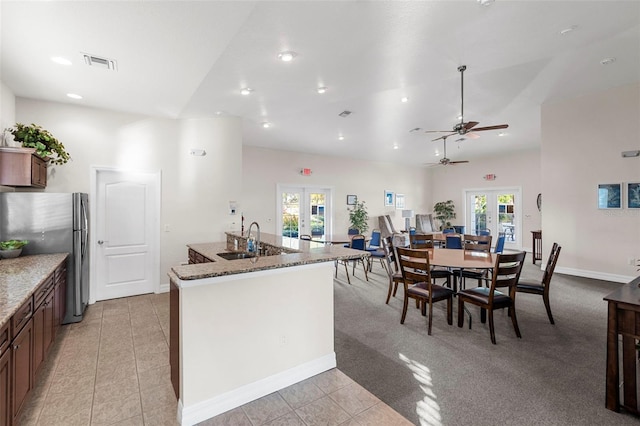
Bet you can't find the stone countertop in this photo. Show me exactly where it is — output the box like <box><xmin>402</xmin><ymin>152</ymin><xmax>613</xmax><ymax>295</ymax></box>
<box><xmin>171</xmin><ymin>233</ymin><xmax>369</xmax><ymax>281</ymax></box>
<box><xmin>0</xmin><ymin>253</ymin><xmax>69</xmax><ymax>330</ymax></box>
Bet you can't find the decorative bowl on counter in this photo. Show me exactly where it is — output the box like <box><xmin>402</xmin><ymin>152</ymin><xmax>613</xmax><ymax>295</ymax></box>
<box><xmin>0</xmin><ymin>239</ymin><xmax>29</xmax><ymax>259</ymax></box>
<box><xmin>0</xmin><ymin>248</ymin><xmax>23</xmax><ymax>259</ymax></box>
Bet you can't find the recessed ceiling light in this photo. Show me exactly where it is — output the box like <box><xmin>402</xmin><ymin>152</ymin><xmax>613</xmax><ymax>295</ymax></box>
<box><xmin>393</xmin><ymin>144</ymin><xmax>399</xmax><ymax>150</ymax></box>
<box><xmin>51</xmin><ymin>56</ymin><xmax>72</xmax><ymax>66</ymax></box>
<box><xmin>401</xmin><ymin>97</ymin><xmax>409</xmax><ymax>103</ymax></box>
<box><xmin>66</xmin><ymin>93</ymin><xmax>82</xmax><ymax>100</ymax></box>
<box><xmin>559</xmin><ymin>26</ymin><xmax>577</xmax><ymax>36</ymax></box>
<box><xmin>317</xmin><ymin>87</ymin><xmax>327</xmax><ymax>94</ymax></box>
<box><xmin>262</xmin><ymin>122</ymin><xmax>271</xmax><ymax>128</ymax></box>
<box><xmin>457</xmin><ymin>115</ymin><xmax>463</xmax><ymax>120</ymax></box>
<box><xmin>278</xmin><ymin>51</ymin><xmax>297</xmax><ymax>62</ymax></box>
<box><xmin>477</xmin><ymin>0</ymin><xmax>495</xmax><ymax>6</ymax></box>
<box><xmin>498</xmin><ymin>132</ymin><xmax>505</xmax><ymax>136</ymax></box>
<box><xmin>600</xmin><ymin>57</ymin><xmax>616</xmax><ymax>65</ymax></box>
<box><xmin>338</xmin><ymin>135</ymin><xmax>345</xmax><ymax>141</ymax></box>
<box><xmin>240</xmin><ymin>88</ymin><xmax>254</xmax><ymax>95</ymax></box>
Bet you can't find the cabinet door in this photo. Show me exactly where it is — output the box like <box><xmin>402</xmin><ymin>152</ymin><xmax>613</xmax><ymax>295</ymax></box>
<box><xmin>43</xmin><ymin>291</ymin><xmax>55</xmax><ymax>356</ymax></box>
<box><xmin>0</xmin><ymin>348</ymin><xmax>10</xmax><ymax>426</ymax></box>
<box><xmin>12</xmin><ymin>320</ymin><xmax>33</xmax><ymax>419</ymax></box>
<box><xmin>30</xmin><ymin>156</ymin><xmax>47</xmax><ymax>188</ymax></box>
<box><xmin>54</xmin><ymin>263</ymin><xmax>67</xmax><ymax>333</ymax></box>
<box><xmin>32</xmin><ymin>303</ymin><xmax>45</xmax><ymax>379</ymax></box>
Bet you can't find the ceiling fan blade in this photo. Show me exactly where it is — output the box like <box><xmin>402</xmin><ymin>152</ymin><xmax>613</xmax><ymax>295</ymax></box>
<box><xmin>449</xmin><ymin>160</ymin><xmax>469</xmax><ymax>164</ymax></box>
<box><xmin>424</xmin><ymin>130</ymin><xmax>454</xmax><ymax>134</ymax></box>
<box><xmin>463</xmin><ymin>121</ymin><xmax>479</xmax><ymax>131</ymax></box>
<box><xmin>432</xmin><ymin>133</ymin><xmax>456</xmax><ymax>141</ymax></box>
<box><xmin>472</xmin><ymin>124</ymin><xmax>509</xmax><ymax>132</ymax></box>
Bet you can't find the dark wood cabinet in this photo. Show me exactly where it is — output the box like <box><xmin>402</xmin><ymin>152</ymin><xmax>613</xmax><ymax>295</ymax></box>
<box><xmin>12</xmin><ymin>320</ymin><xmax>33</xmax><ymax>419</ymax></box>
<box><xmin>0</xmin><ymin>322</ymin><xmax>10</xmax><ymax>426</ymax></box>
<box><xmin>188</xmin><ymin>248</ymin><xmax>214</xmax><ymax>264</ymax></box>
<box><xmin>0</xmin><ymin>147</ymin><xmax>47</xmax><ymax>188</ymax></box>
<box><xmin>33</xmin><ymin>290</ymin><xmax>55</xmax><ymax>377</ymax></box>
<box><xmin>54</xmin><ymin>263</ymin><xmax>67</xmax><ymax>338</ymax></box>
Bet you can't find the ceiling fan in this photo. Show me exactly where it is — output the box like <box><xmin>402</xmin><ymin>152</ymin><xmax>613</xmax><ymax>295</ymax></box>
<box><xmin>425</xmin><ymin>65</ymin><xmax>508</xmax><ymax>142</ymax></box>
<box><xmin>426</xmin><ymin>135</ymin><xmax>469</xmax><ymax>166</ymax></box>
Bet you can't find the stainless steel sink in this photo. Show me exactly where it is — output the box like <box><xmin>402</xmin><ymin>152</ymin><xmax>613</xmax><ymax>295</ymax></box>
<box><xmin>216</xmin><ymin>252</ymin><xmax>256</xmax><ymax>260</ymax></box>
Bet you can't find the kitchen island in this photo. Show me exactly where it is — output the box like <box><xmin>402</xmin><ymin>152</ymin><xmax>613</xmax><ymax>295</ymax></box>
<box><xmin>169</xmin><ymin>232</ymin><xmax>367</xmax><ymax>426</ymax></box>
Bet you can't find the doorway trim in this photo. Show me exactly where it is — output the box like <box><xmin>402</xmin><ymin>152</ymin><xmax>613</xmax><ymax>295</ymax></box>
<box><xmin>89</xmin><ymin>166</ymin><xmax>162</xmax><ymax>304</ymax></box>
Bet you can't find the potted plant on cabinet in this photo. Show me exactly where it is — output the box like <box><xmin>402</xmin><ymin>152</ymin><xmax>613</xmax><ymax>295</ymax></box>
<box><xmin>4</xmin><ymin>123</ymin><xmax>71</xmax><ymax>165</ymax></box>
<box><xmin>433</xmin><ymin>200</ymin><xmax>456</xmax><ymax>231</ymax></box>
<box><xmin>348</xmin><ymin>200</ymin><xmax>369</xmax><ymax>234</ymax></box>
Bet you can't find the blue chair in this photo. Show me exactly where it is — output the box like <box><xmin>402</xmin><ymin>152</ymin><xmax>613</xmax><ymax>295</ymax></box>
<box><xmin>494</xmin><ymin>234</ymin><xmax>506</xmax><ymax>254</ymax></box>
<box><xmin>442</xmin><ymin>228</ymin><xmax>456</xmax><ymax>234</ymax></box>
<box><xmin>348</xmin><ymin>228</ymin><xmax>359</xmax><ymax>235</ymax></box>
<box><xmin>409</xmin><ymin>228</ymin><xmax>416</xmax><ymax>235</ymax></box>
<box><xmin>366</xmin><ymin>230</ymin><xmax>385</xmax><ymax>271</ymax></box>
<box><xmin>366</xmin><ymin>230</ymin><xmax>381</xmax><ymax>250</ymax></box>
<box><xmin>339</xmin><ymin>234</ymin><xmax>369</xmax><ymax>283</ymax></box>
<box><xmin>445</xmin><ymin>235</ymin><xmax>462</xmax><ymax>249</ymax></box>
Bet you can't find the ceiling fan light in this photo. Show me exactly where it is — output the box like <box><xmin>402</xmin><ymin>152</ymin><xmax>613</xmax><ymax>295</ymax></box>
<box><xmin>278</xmin><ymin>51</ymin><xmax>297</xmax><ymax>62</ymax></box>
<box><xmin>317</xmin><ymin>86</ymin><xmax>327</xmax><ymax>94</ymax></box>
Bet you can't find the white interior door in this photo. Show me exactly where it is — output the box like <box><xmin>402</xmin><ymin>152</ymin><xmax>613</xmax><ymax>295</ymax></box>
<box><xmin>277</xmin><ymin>185</ymin><xmax>332</xmax><ymax>238</ymax></box>
<box><xmin>92</xmin><ymin>168</ymin><xmax>160</xmax><ymax>301</ymax></box>
<box><xmin>465</xmin><ymin>188</ymin><xmax>521</xmax><ymax>249</ymax></box>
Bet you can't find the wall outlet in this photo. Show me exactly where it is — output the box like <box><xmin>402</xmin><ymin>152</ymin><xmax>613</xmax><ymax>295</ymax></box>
<box><xmin>628</xmin><ymin>257</ymin><xmax>636</xmax><ymax>265</ymax></box>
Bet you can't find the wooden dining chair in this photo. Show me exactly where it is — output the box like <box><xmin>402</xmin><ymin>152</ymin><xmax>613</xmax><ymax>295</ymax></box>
<box><xmin>516</xmin><ymin>243</ymin><xmax>562</xmax><ymax>324</ymax></box>
<box><xmin>382</xmin><ymin>236</ymin><xmax>404</xmax><ymax>304</ymax></box>
<box><xmin>409</xmin><ymin>233</ymin><xmax>434</xmax><ymax>249</ymax></box>
<box><xmin>396</xmin><ymin>247</ymin><xmax>454</xmax><ymax>335</ymax></box>
<box><xmin>457</xmin><ymin>251</ymin><xmax>526</xmax><ymax>344</ymax></box>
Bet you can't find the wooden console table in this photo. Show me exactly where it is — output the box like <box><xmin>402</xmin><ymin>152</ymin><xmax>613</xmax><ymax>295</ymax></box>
<box><xmin>531</xmin><ymin>230</ymin><xmax>542</xmax><ymax>264</ymax></box>
<box><xmin>604</xmin><ymin>276</ymin><xmax>640</xmax><ymax>414</ymax></box>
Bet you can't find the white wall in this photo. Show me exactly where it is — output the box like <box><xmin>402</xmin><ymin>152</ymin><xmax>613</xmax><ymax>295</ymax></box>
<box><xmin>429</xmin><ymin>148</ymin><xmax>542</xmax><ymax>249</ymax></box>
<box><xmin>14</xmin><ymin>98</ymin><xmax>242</xmax><ymax>286</ymax></box>
<box><xmin>241</xmin><ymin>146</ymin><xmax>432</xmax><ymax>235</ymax></box>
<box><xmin>0</xmin><ymin>81</ymin><xmax>16</xmax><ymax>146</ymax></box>
<box><xmin>542</xmin><ymin>82</ymin><xmax>640</xmax><ymax>282</ymax></box>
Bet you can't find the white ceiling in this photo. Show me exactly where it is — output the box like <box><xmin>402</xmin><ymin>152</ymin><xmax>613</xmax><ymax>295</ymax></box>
<box><xmin>2</xmin><ymin>1</ymin><xmax>639</xmax><ymax>165</ymax></box>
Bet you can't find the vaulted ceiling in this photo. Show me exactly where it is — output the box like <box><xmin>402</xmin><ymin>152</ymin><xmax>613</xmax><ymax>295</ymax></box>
<box><xmin>2</xmin><ymin>1</ymin><xmax>639</xmax><ymax>165</ymax></box>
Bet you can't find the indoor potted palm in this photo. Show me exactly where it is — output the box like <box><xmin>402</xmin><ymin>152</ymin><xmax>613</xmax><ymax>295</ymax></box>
<box><xmin>5</xmin><ymin>123</ymin><xmax>71</xmax><ymax>165</ymax></box>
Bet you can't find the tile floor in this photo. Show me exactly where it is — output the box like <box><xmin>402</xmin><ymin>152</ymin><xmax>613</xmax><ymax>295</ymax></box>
<box><xmin>17</xmin><ymin>292</ymin><xmax>412</xmax><ymax>426</ymax></box>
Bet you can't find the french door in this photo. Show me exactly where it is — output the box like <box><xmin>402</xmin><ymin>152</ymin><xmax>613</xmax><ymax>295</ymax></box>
<box><xmin>465</xmin><ymin>188</ymin><xmax>521</xmax><ymax>249</ymax></box>
<box><xmin>277</xmin><ymin>186</ymin><xmax>332</xmax><ymax>238</ymax></box>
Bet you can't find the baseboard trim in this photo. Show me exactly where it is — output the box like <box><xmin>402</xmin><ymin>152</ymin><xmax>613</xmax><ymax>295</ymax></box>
<box><xmin>178</xmin><ymin>353</ymin><xmax>337</xmax><ymax>426</ymax></box>
<box><xmin>158</xmin><ymin>282</ymin><xmax>169</xmax><ymax>293</ymax></box>
<box><xmin>555</xmin><ymin>266</ymin><xmax>634</xmax><ymax>284</ymax></box>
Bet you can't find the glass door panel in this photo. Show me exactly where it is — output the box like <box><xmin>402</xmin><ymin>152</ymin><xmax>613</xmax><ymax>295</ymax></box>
<box><xmin>466</xmin><ymin>188</ymin><xmax>521</xmax><ymax>249</ymax></box>
<box><xmin>278</xmin><ymin>186</ymin><xmax>332</xmax><ymax>239</ymax></box>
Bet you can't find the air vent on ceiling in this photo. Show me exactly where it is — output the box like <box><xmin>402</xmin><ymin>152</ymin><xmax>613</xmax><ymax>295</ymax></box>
<box><xmin>338</xmin><ymin>110</ymin><xmax>352</xmax><ymax>118</ymax></box>
<box><xmin>82</xmin><ymin>53</ymin><xmax>117</xmax><ymax>71</ymax></box>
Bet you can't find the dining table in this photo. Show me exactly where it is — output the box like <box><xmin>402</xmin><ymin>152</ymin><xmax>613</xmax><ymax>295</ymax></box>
<box><xmin>310</xmin><ymin>234</ymin><xmax>370</xmax><ymax>245</ymax></box>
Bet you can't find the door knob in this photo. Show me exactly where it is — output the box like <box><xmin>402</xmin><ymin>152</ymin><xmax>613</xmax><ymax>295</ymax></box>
<box><xmin>98</xmin><ymin>240</ymin><xmax>107</xmax><ymax>245</ymax></box>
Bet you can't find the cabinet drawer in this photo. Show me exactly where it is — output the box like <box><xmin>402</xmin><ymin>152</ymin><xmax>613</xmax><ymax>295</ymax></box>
<box><xmin>34</xmin><ymin>274</ymin><xmax>55</xmax><ymax>308</ymax></box>
<box><xmin>0</xmin><ymin>321</ymin><xmax>8</xmax><ymax>357</ymax></box>
<box><xmin>11</xmin><ymin>298</ymin><xmax>33</xmax><ymax>339</ymax></box>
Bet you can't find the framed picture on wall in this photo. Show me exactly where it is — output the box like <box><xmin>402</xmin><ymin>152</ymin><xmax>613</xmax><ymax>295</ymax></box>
<box><xmin>597</xmin><ymin>183</ymin><xmax>622</xmax><ymax>209</ymax></box>
<box><xmin>627</xmin><ymin>183</ymin><xmax>640</xmax><ymax>208</ymax></box>
<box><xmin>346</xmin><ymin>194</ymin><xmax>357</xmax><ymax>205</ymax></box>
<box><xmin>395</xmin><ymin>193</ymin><xmax>405</xmax><ymax>209</ymax></box>
<box><xmin>384</xmin><ymin>190</ymin><xmax>394</xmax><ymax>207</ymax></box>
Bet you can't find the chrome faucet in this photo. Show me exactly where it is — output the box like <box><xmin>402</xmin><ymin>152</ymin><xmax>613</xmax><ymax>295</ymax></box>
<box><xmin>247</xmin><ymin>221</ymin><xmax>261</xmax><ymax>256</ymax></box>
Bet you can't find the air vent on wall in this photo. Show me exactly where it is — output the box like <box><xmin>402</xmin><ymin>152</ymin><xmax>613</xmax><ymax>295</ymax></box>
<box><xmin>338</xmin><ymin>110</ymin><xmax>352</xmax><ymax>118</ymax></box>
<box><xmin>82</xmin><ymin>53</ymin><xmax>117</xmax><ymax>71</ymax></box>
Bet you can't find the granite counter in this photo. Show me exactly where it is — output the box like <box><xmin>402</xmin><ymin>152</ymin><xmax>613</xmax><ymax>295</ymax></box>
<box><xmin>0</xmin><ymin>253</ymin><xmax>69</xmax><ymax>329</ymax></box>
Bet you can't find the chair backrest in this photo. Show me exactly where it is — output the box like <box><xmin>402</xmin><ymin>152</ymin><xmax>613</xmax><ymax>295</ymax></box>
<box><xmin>409</xmin><ymin>227</ymin><xmax>416</xmax><ymax>235</ymax></box>
<box><xmin>442</xmin><ymin>227</ymin><xmax>456</xmax><ymax>234</ymax></box>
<box><xmin>487</xmin><ymin>251</ymin><xmax>527</xmax><ymax>301</ymax></box>
<box><xmin>541</xmin><ymin>243</ymin><xmax>562</xmax><ymax>287</ymax></box>
<box><xmin>479</xmin><ymin>229</ymin><xmax>491</xmax><ymax>236</ymax></box>
<box><xmin>381</xmin><ymin>236</ymin><xmax>399</xmax><ymax>275</ymax></box>
<box><xmin>299</xmin><ymin>234</ymin><xmax>312</xmax><ymax>241</ymax></box>
<box><xmin>369</xmin><ymin>229</ymin><xmax>381</xmax><ymax>247</ymax></box>
<box><xmin>410</xmin><ymin>233</ymin><xmax>434</xmax><ymax>249</ymax></box>
<box><xmin>348</xmin><ymin>228</ymin><xmax>359</xmax><ymax>235</ymax></box>
<box><xmin>350</xmin><ymin>234</ymin><xmax>366</xmax><ymax>250</ymax></box>
<box><xmin>415</xmin><ymin>214</ymin><xmax>436</xmax><ymax>233</ymax></box>
<box><xmin>396</xmin><ymin>247</ymin><xmax>433</xmax><ymax>287</ymax></box>
<box><xmin>463</xmin><ymin>234</ymin><xmax>492</xmax><ymax>252</ymax></box>
<box><xmin>445</xmin><ymin>234</ymin><xmax>462</xmax><ymax>249</ymax></box>
<box><xmin>494</xmin><ymin>234</ymin><xmax>506</xmax><ymax>253</ymax></box>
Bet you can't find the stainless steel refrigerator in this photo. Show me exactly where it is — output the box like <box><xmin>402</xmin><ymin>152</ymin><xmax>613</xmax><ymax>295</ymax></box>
<box><xmin>0</xmin><ymin>192</ymin><xmax>89</xmax><ymax>324</ymax></box>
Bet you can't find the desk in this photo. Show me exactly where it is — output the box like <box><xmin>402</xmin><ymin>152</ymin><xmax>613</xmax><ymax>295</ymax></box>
<box><xmin>604</xmin><ymin>276</ymin><xmax>640</xmax><ymax>414</ymax></box>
